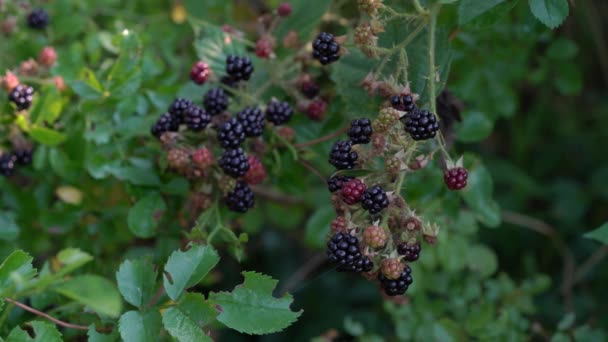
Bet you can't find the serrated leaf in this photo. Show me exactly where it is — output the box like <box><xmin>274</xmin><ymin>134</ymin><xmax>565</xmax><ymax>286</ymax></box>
<box><xmin>584</xmin><ymin>222</ymin><xmax>608</xmax><ymax>244</ymax></box>
<box><xmin>6</xmin><ymin>321</ymin><xmax>62</xmax><ymax>342</ymax></box>
<box><xmin>460</xmin><ymin>159</ymin><xmax>501</xmax><ymax>227</ymax></box>
<box><xmin>118</xmin><ymin>310</ymin><xmax>162</xmax><ymax>342</ymax></box>
<box><xmin>0</xmin><ymin>250</ymin><xmax>36</xmax><ymax>296</ymax></box>
<box><xmin>305</xmin><ymin>206</ymin><xmax>334</xmax><ymax>248</ymax></box>
<box><xmin>528</xmin><ymin>0</ymin><xmax>569</xmax><ymax>28</ymax></box>
<box><xmin>458</xmin><ymin>0</ymin><xmax>507</xmax><ymax>24</ymax></box>
<box><xmin>163</xmin><ymin>244</ymin><xmax>220</xmax><ymax>301</ymax></box>
<box><xmin>209</xmin><ymin>271</ymin><xmax>302</xmax><ymax>335</ymax></box>
<box><xmin>53</xmin><ymin>275</ymin><xmax>122</xmax><ymax>317</ymax></box>
<box><xmin>161</xmin><ymin>293</ymin><xmax>217</xmax><ymax>342</ymax></box>
<box><xmin>116</xmin><ymin>259</ymin><xmax>157</xmax><ymax>307</ymax></box>
<box><xmin>0</xmin><ymin>211</ymin><xmax>19</xmax><ymax>241</ymax></box>
<box><xmin>127</xmin><ymin>193</ymin><xmax>166</xmax><ymax>238</ymax></box>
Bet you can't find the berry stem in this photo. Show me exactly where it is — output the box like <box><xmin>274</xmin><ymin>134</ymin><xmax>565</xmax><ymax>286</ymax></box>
<box><xmin>293</xmin><ymin>125</ymin><xmax>349</xmax><ymax>149</ymax></box>
<box><xmin>272</xmin><ymin>129</ymin><xmax>298</xmax><ymax>160</ymax></box>
<box><xmin>412</xmin><ymin>0</ymin><xmax>429</xmax><ymax>16</ymax></box>
<box><xmin>376</xmin><ymin>19</ymin><xmax>427</xmax><ymax>78</ymax></box>
<box><xmin>382</xmin><ymin>5</ymin><xmax>419</xmax><ymax>21</ymax></box>
<box><xmin>427</xmin><ymin>4</ymin><xmax>440</xmax><ymax>119</ymax></box>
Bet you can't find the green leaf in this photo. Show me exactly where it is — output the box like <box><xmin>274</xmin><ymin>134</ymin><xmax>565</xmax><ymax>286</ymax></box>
<box><xmin>193</xmin><ymin>24</ymin><xmax>246</xmax><ymax>73</ymax></box>
<box><xmin>305</xmin><ymin>206</ymin><xmax>334</xmax><ymax>248</ymax></box>
<box><xmin>0</xmin><ymin>250</ymin><xmax>36</xmax><ymax>296</ymax></box>
<box><xmin>6</xmin><ymin>321</ymin><xmax>62</xmax><ymax>342</ymax></box>
<box><xmin>29</xmin><ymin>126</ymin><xmax>67</xmax><ymax>146</ymax></box>
<box><xmin>528</xmin><ymin>0</ymin><xmax>569</xmax><ymax>28</ymax></box>
<box><xmin>87</xmin><ymin>324</ymin><xmax>118</xmax><ymax>342</ymax></box>
<box><xmin>460</xmin><ymin>159</ymin><xmax>501</xmax><ymax>227</ymax></box>
<box><xmin>71</xmin><ymin>68</ymin><xmax>104</xmax><ymax>100</ymax></box>
<box><xmin>127</xmin><ymin>193</ymin><xmax>166</xmax><ymax>238</ymax></box>
<box><xmin>547</xmin><ymin>38</ymin><xmax>578</xmax><ymax>60</ymax></box>
<box><xmin>109</xmin><ymin>165</ymin><xmax>161</xmax><ymax>186</ymax></box>
<box><xmin>557</xmin><ymin>312</ymin><xmax>576</xmax><ymax>331</ymax></box>
<box><xmin>275</xmin><ymin>0</ymin><xmax>331</xmax><ymax>40</ymax></box>
<box><xmin>554</xmin><ymin>62</ymin><xmax>582</xmax><ymax>95</ymax></box>
<box><xmin>53</xmin><ymin>275</ymin><xmax>122</xmax><ymax>317</ymax></box>
<box><xmin>0</xmin><ymin>211</ymin><xmax>19</xmax><ymax>241</ymax></box>
<box><xmin>56</xmin><ymin>248</ymin><xmax>94</xmax><ymax>276</ymax></box>
<box><xmin>163</xmin><ymin>244</ymin><xmax>220</xmax><ymax>301</ymax></box>
<box><xmin>116</xmin><ymin>259</ymin><xmax>157</xmax><ymax>307</ymax></box>
<box><xmin>161</xmin><ymin>293</ymin><xmax>217</xmax><ymax>342</ymax></box>
<box><xmin>455</xmin><ymin>111</ymin><xmax>494</xmax><ymax>142</ymax></box>
<box><xmin>209</xmin><ymin>271</ymin><xmax>302</xmax><ymax>335</ymax></box>
<box><xmin>584</xmin><ymin>222</ymin><xmax>608</xmax><ymax>244</ymax></box>
<box><xmin>466</xmin><ymin>245</ymin><xmax>498</xmax><ymax>278</ymax></box>
<box><xmin>458</xmin><ymin>0</ymin><xmax>507</xmax><ymax>25</ymax></box>
<box><xmin>118</xmin><ymin>310</ymin><xmax>162</xmax><ymax>342</ymax></box>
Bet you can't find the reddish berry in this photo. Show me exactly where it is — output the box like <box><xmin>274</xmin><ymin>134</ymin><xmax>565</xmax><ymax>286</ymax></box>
<box><xmin>190</xmin><ymin>61</ymin><xmax>211</xmax><ymax>85</ymax></box>
<box><xmin>381</xmin><ymin>259</ymin><xmax>403</xmax><ymax>280</ymax></box>
<box><xmin>1</xmin><ymin>71</ymin><xmax>19</xmax><ymax>92</ymax></box>
<box><xmin>282</xmin><ymin>30</ymin><xmax>299</xmax><ymax>49</ymax></box>
<box><xmin>277</xmin><ymin>126</ymin><xmax>296</xmax><ymax>142</ymax></box>
<box><xmin>341</xmin><ymin>179</ymin><xmax>366</xmax><ymax>205</ymax></box>
<box><xmin>255</xmin><ymin>39</ymin><xmax>273</xmax><ymax>58</ymax></box>
<box><xmin>1</xmin><ymin>17</ymin><xmax>16</xmax><ymax>36</ymax></box>
<box><xmin>306</xmin><ymin>99</ymin><xmax>327</xmax><ymax>121</ymax></box>
<box><xmin>38</xmin><ymin>46</ymin><xmax>57</xmax><ymax>67</ymax></box>
<box><xmin>397</xmin><ymin>240</ymin><xmax>421</xmax><ymax>262</ymax></box>
<box><xmin>363</xmin><ymin>226</ymin><xmax>387</xmax><ymax>248</ymax></box>
<box><xmin>192</xmin><ymin>148</ymin><xmax>214</xmax><ymax>170</ymax></box>
<box><xmin>167</xmin><ymin>149</ymin><xmax>190</xmax><ymax>171</ymax></box>
<box><xmin>444</xmin><ymin>167</ymin><xmax>468</xmax><ymax>190</ymax></box>
<box><xmin>20</xmin><ymin>59</ymin><xmax>38</xmax><ymax>76</ymax></box>
<box><xmin>331</xmin><ymin>216</ymin><xmax>348</xmax><ymax>233</ymax></box>
<box><xmin>277</xmin><ymin>3</ymin><xmax>292</xmax><ymax>17</ymax></box>
<box><xmin>54</xmin><ymin>76</ymin><xmax>66</xmax><ymax>92</ymax></box>
<box><xmin>244</xmin><ymin>156</ymin><xmax>266</xmax><ymax>185</ymax></box>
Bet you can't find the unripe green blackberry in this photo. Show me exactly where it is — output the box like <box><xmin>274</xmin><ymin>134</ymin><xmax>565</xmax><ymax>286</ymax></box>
<box><xmin>381</xmin><ymin>258</ymin><xmax>403</xmax><ymax>280</ymax></box>
<box><xmin>372</xmin><ymin>107</ymin><xmax>400</xmax><ymax>133</ymax></box>
<box><xmin>167</xmin><ymin>148</ymin><xmax>190</xmax><ymax>171</ymax></box>
<box><xmin>363</xmin><ymin>225</ymin><xmax>387</xmax><ymax>248</ymax></box>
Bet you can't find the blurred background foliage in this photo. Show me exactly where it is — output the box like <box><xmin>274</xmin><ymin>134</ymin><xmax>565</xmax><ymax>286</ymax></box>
<box><xmin>0</xmin><ymin>0</ymin><xmax>607</xmax><ymax>340</ymax></box>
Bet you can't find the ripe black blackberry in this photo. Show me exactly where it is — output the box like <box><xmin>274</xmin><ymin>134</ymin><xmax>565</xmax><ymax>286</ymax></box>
<box><xmin>225</xmin><ymin>181</ymin><xmax>255</xmax><ymax>213</ymax></box>
<box><xmin>217</xmin><ymin>118</ymin><xmax>245</xmax><ymax>148</ymax></box>
<box><xmin>403</xmin><ymin>108</ymin><xmax>440</xmax><ymax>141</ymax></box>
<box><xmin>379</xmin><ymin>265</ymin><xmax>413</xmax><ymax>296</ymax></box>
<box><xmin>361</xmin><ymin>185</ymin><xmax>389</xmax><ymax>214</ymax></box>
<box><xmin>329</xmin><ymin>140</ymin><xmax>358</xmax><ymax>170</ymax></box>
<box><xmin>27</xmin><ymin>9</ymin><xmax>50</xmax><ymax>30</ymax></box>
<box><xmin>184</xmin><ymin>105</ymin><xmax>211</xmax><ymax>131</ymax></box>
<box><xmin>8</xmin><ymin>84</ymin><xmax>34</xmax><ymax>110</ymax></box>
<box><xmin>326</xmin><ymin>232</ymin><xmax>372</xmax><ymax>273</ymax></box>
<box><xmin>168</xmin><ymin>98</ymin><xmax>193</xmax><ymax>123</ymax></box>
<box><xmin>236</xmin><ymin>107</ymin><xmax>265</xmax><ymax>137</ymax></box>
<box><xmin>13</xmin><ymin>148</ymin><xmax>33</xmax><ymax>165</ymax></box>
<box><xmin>347</xmin><ymin>118</ymin><xmax>373</xmax><ymax>144</ymax></box>
<box><xmin>151</xmin><ymin>113</ymin><xmax>179</xmax><ymax>138</ymax></box>
<box><xmin>0</xmin><ymin>154</ymin><xmax>16</xmax><ymax>177</ymax></box>
<box><xmin>219</xmin><ymin>148</ymin><xmax>250</xmax><ymax>178</ymax></box>
<box><xmin>225</xmin><ymin>55</ymin><xmax>254</xmax><ymax>82</ymax></box>
<box><xmin>203</xmin><ymin>88</ymin><xmax>229</xmax><ymax>116</ymax></box>
<box><xmin>312</xmin><ymin>32</ymin><xmax>341</xmax><ymax>65</ymax></box>
<box><xmin>327</xmin><ymin>175</ymin><xmax>354</xmax><ymax>193</ymax></box>
<box><xmin>265</xmin><ymin>100</ymin><xmax>293</xmax><ymax>125</ymax></box>
<box><xmin>220</xmin><ymin>76</ymin><xmax>238</xmax><ymax>91</ymax></box>
<box><xmin>397</xmin><ymin>241</ymin><xmax>421</xmax><ymax>262</ymax></box>
<box><xmin>390</xmin><ymin>94</ymin><xmax>415</xmax><ymax>112</ymax></box>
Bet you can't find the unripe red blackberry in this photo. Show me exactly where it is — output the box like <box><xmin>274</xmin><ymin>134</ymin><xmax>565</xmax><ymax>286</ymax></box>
<box><xmin>363</xmin><ymin>225</ymin><xmax>387</xmax><ymax>248</ymax></box>
<box><xmin>190</xmin><ymin>61</ymin><xmax>211</xmax><ymax>85</ymax></box>
<box><xmin>277</xmin><ymin>126</ymin><xmax>296</xmax><ymax>142</ymax></box>
<box><xmin>277</xmin><ymin>3</ymin><xmax>292</xmax><ymax>17</ymax></box>
<box><xmin>20</xmin><ymin>59</ymin><xmax>39</xmax><ymax>76</ymax></box>
<box><xmin>331</xmin><ymin>216</ymin><xmax>348</xmax><ymax>233</ymax></box>
<box><xmin>381</xmin><ymin>258</ymin><xmax>403</xmax><ymax>280</ymax></box>
<box><xmin>341</xmin><ymin>178</ymin><xmax>366</xmax><ymax>205</ymax></box>
<box><xmin>306</xmin><ymin>99</ymin><xmax>327</xmax><ymax>121</ymax></box>
<box><xmin>38</xmin><ymin>46</ymin><xmax>57</xmax><ymax>67</ymax></box>
<box><xmin>1</xmin><ymin>17</ymin><xmax>16</xmax><ymax>36</ymax></box>
<box><xmin>244</xmin><ymin>156</ymin><xmax>266</xmax><ymax>185</ymax></box>
<box><xmin>397</xmin><ymin>240</ymin><xmax>421</xmax><ymax>262</ymax></box>
<box><xmin>379</xmin><ymin>265</ymin><xmax>413</xmax><ymax>296</ymax></box>
<box><xmin>1</xmin><ymin>71</ymin><xmax>19</xmax><ymax>92</ymax></box>
<box><xmin>255</xmin><ymin>39</ymin><xmax>273</xmax><ymax>59</ymax></box>
<box><xmin>444</xmin><ymin>167</ymin><xmax>468</xmax><ymax>190</ymax></box>
<box><xmin>54</xmin><ymin>76</ymin><xmax>66</xmax><ymax>92</ymax></box>
<box><xmin>192</xmin><ymin>148</ymin><xmax>214</xmax><ymax>170</ymax></box>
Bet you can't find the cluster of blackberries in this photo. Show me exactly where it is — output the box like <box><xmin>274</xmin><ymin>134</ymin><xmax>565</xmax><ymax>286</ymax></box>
<box><xmin>328</xmin><ymin>118</ymin><xmax>373</xmax><ymax>170</ymax></box>
<box><xmin>327</xmin><ymin>232</ymin><xmax>373</xmax><ymax>273</ymax></box>
<box><xmin>151</xmin><ymin>97</ymin><xmax>211</xmax><ymax>137</ymax></box>
<box><xmin>0</xmin><ymin>148</ymin><xmax>34</xmax><ymax>177</ymax></box>
<box><xmin>27</xmin><ymin>9</ymin><xmax>50</xmax><ymax>30</ymax></box>
<box><xmin>312</xmin><ymin>32</ymin><xmax>341</xmax><ymax>65</ymax></box>
<box><xmin>8</xmin><ymin>85</ymin><xmax>35</xmax><ymax>110</ymax></box>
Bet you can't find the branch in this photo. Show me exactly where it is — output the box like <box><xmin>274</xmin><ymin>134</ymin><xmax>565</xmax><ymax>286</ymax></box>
<box><xmin>298</xmin><ymin>160</ymin><xmax>327</xmax><ymax>183</ymax></box>
<box><xmin>279</xmin><ymin>253</ymin><xmax>327</xmax><ymax>294</ymax></box>
<box><xmin>294</xmin><ymin>126</ymin><xmax>349</xmax><ymax>149</ymax></box>
<box><xmin>573</xmin><ymin>245</ymin><xmax>608</xmax><ymax>285</ymax></box>
<box><xmin>251</xmin><ymin>185</ymin><xmax>304</xmax><ymax>205</ymax></box>
<box><xmin>4</xmin><ymin>298</ymin><xmax>111</xmax><ymax>332</ymax></box>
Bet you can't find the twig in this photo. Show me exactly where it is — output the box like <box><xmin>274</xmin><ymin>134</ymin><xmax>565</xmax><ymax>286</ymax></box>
<box><xmin>279</xmin><ymin>253</ymin><xmax>327</xmax><ymax>294</ymax></box>
<box><xmin>146</xmin><ymin>285</ymin><xmax>166</xmax><ymax>309</ymax></box>
<box><xmin>298</xmin><ymin>160</ymin><xmax>326</xmax><ymax>183</ymax></box>
<box><xmin>294</xmin><ymin>126</ymin><xmax>349</xmax><ymax>149</ymax></box>
<box><xmin>251</xmin><ymin>186</ymin><xmax>304</xmax><ymax>205</ymax></box>
<box><xmin>3</xmin><ymin>298</ymin><xmax>111</xmax><ymax>332</ymax></box>
<box><xmin>572</xmin><ymin>245</ymin><xmax>608</xmax><ymax>285</ymax></box>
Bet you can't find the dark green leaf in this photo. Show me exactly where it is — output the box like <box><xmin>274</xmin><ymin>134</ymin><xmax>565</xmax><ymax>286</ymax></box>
<box><xmin>305</xmin><ymin>206</ymin><xmax>334</xmax><ymax>248</ymax></box>
<box><xmin>460</xmin><ymin>159</ymin><xmax>501</xmax><ymax>227</ymax></box>
<box><xmin>161</xmin><ymin>293</ymin><xmax>217</xmax><ymax>342</ymax></box>
<box><xmin>6</xmin><ymin>321</ymin><xmax>62</xmax><ymax>342</ymax></box>
<box><xmin>87</xmin><ymin>324</ymin><xmax>118</xmax><ymax>342</ymax></box>
<box><xmin>29</xmin><ymin>126</ymin><xmax>67</xmax><ymax>146</ymax></box>
<box><xmin>53</xmin><ymin>275</ymin><xmax>122</xmax><ymax>317</ymax></box>
<box><xmin>528</xmin><ymin>0</ymin><xmax>569</xmax><ymax>28</ymax></box>
<box><xmin>127</xmin><ymin>193</ymin><xmax>166</xmax><ymax>238</ymax></box>
<box><xmin>455</xmin><ymin>111</ymin><xmax>494</xmax><ymax>142</ymax></box>
<box><xmin>458</xmin><ymin>0</ymin><xmax>507</xmax><ymax>25</ymax></box>
<box><xmin>0</xmin><ymin>250</ymin><xmax>36</xmax><ymax>296</ymax></box>
<box><xmin>163</xmin><ymin>244</ymin><xmax>220</xmax><ymax>301</ymax></box>
<box><xmin>116</xmin><ymin>259</ymin><xmax>157</xmax><ymax>307</ymax></box>
<box><xmin>0</xmin><ymin>211</ymin><xmax>19</xmax><ymax>241</ymax></box>
<box><xmin>584</xmin><ymin>222</ymin><xmax>608</xmax><ymax>244</ymax></box>
<box><xmin>118</xmin><ymin>310</ymin><xmax>162</xmax><ymax>342</ymax></box>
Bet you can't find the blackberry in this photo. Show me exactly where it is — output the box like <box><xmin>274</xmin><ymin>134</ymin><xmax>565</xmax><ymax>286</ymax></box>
<box><xmin>327</xmin><ymin>175</ymin><xmax>354</xmax><ymax>193</ymax></box>
<box><xmin>27</xmin><ymin>9</ymin><xmax>49</xmax><ymax>30</ymax></box>
<box><xmin>13</xmin><ymin>148</ymin><xmax>33</xmax><ymax>165</ymax></box>
<box><xmin>390</xmin><ymin>94</ymin><xmax>415</xmax><ymax>112</ymax></box>
<box><xmin>361</xmin><ymin>185</ymin><xmax>389</xmax><ymax>214</ymax></box>
<box><xmin>326</xmin><ymin>232</ymin><xmax>373</xmax><ymax>273</ymax></box>
<box><xmin>168</xmin><ymin>98</ymin><xmax>193</xmax><ymax>123</ymax></box>
<box><xmin>341</xmin><ymin>179</ymin><xmax>366</xmax><ymax>205</ymax></box>
<box><xmin>190</xmin><ymin>61</ymin><xmax>211</xmax><ymax>85</ymax></box>
<box><xmin>300</xmin><ymin>80</ymin><xmax>320</xmax><ymax>99</ymax></box>
<box><xmin>8</xmin><ymin>84</ymin><xmax>34</xmax><ymax>110</ymax></box>
<box><xmin>265</xmin><ymin>100</ymin><xmax>293</xmax><ymax>125</ymax></box>
<box><xmin>403</xmin><ymin>108</ymin><xmax>440</xmax><ymax>141</ymax></box>
<box><xmin>397</xmin><ymin>241</ymin><xmax>421</xmax><ymax>262</ymax></box>
<box><xmin>379</xmin><ymin>265</ymin><xmax>413</xmax><ymax>296</ymax></box>
<box><xmin>225</xmin><ymin>181</ymin><xmax>255</xmax><ymax>213</ymax></box>
<box><xmin>184</xmin><ymin>105</ymin><xmax>211</xmax><ymax>131</ymax></box>
<box><xmin>312</xmin><ymin>32</ymin><xmax>340</xmax><ymax>65</ymax></box>
<box><xmin>347</xmin><ymin>118</ymin><xmax>373</xmax><ymax>144</ymax></box>
<box><xmin>329</xmin><ymin>140</ymin><xmax>358</xmax><ymax>170</ymax></box>
<box><xmin>236</xmin><ymin>107</ymin><xmax>265</xmax><ymax>137</ymax></box>
<box><xmin>0</xmin><ymin>154</ymin><xmax>16</xmax><ymax>177</ymax></box>
<box><xmin>151</xmin><ymin>113</ymin><xmax>179</xmax><ymax>138</ymax></box>
<box><xmin>225</xmin><ymin>55</ymin><xmax>254</xmax><ymax>82</ymax></box>
<box><xmin>444</xmin><ymin>167</ymin><xmax>468</xmax><ymax>190</ymax></box>
<box><xmin>203</xmin><ymin>88</ymin><xmax>229</xmax><ymax>115</ymax></box>
<box><xmin>217</xmin><ymin>118</ymin><xmax>245</xmax><ymax>148</ymax></box>
<box><xmin>219</xmin><ymin>148</ymin><xmax>250</xmax><ymax>178</ymax></box>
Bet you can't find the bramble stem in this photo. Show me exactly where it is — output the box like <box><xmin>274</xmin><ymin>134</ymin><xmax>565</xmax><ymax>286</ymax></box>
<box><xmin>427</xmin><ymin>4</ymin><xmax>440</xmax><ymax>118</ymax></box>
<box><xmin>412</xmin><ymin>0</ymin><xmax>429</xmax><ymax>15</ymax></box>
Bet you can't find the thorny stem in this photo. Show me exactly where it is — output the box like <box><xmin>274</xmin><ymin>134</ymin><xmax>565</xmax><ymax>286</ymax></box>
<box><xmin>293</xmin><ymin>126</ymin><xmax>349</xmax><ymax>149</ymax></box>
<box><xmin>376</xmin><ymin>20</ymin><xmax>427</xmax><ymax>78</ymax></box>
<box><xmin>412</xmin><ymin>0</ymin><xmax>429</xmax><ymax>16</ymax></box>
<box><xmin>272</xmin><ymin>129</ymin><xmax>298</xmax><ymax>160</ymax></box>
